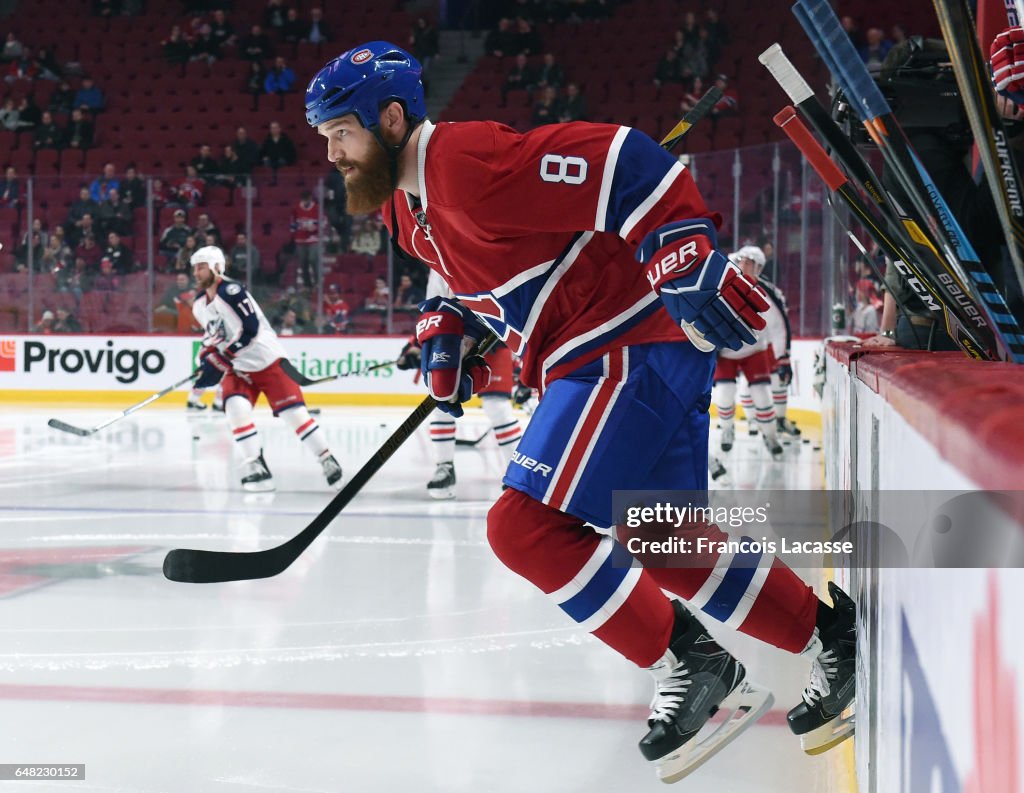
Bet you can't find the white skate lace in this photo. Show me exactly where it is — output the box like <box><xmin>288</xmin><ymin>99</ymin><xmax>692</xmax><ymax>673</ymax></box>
<box><xmin>649</xmin><ymin>665</ymin><xmax>692</xmax><ymax>723</ymax></box>
<box><xmin>800</xmin><ymin>649</ymin><xmax>838</xmax><ymax>706</ymax></box>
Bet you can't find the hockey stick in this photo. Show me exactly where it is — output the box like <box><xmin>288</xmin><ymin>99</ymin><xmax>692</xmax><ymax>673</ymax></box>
<box><xmin>932</xmin><ymin>0</ymin><xmax>1024</xmax><ymax>299</ymax></box>
<box><xmin>795</xmin><ymin>0</ymin><xmax>1024</xmax><ymax>362</ymax></box>
<box><xmin>163</xmin><ymin>336</ymin><xmax>498</xmax><ymax>583</ymax></box>
<box><xmin>455</xmin><ymin>428</ymin><xmax>490</xmax><ymax>447</ymax></box>
<box><xmin>280</xmin><ymin>358</ymin><xmax>399</xmax><ymax>387</ymax></box>
<box><xmin>163</xmin><ymin>105</ymin><xmax>719</xmax><ymax>584</ymax></box>
<box><xmin>659</xmin><ymin>85</ymin><xmax>724</xmax><ymax>150</ymax></box>
<box><xmin>759</xmin><ymin>43</ymin><xmax>1002</xmax><ymax>357</ymax></box>
<box><xmin>48</xmin><ymin>372</ymin><xmax>200</xmax><ymax>437</ymax></box>
<box><xmin>774</xmin><ymin>106</ymin><xmax>992</xmax><ymax>358</ymax></box>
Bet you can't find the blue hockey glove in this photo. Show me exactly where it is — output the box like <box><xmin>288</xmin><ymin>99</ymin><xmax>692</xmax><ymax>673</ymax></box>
<box><xmin>415</xmin><ymin>297</ymin><xmax>492</xmax><ymax>418</ymax></box>
<box><xmin>636</xmin><ymin>219</ymin><xmax>769</xmax><ymax>351</ymax></box>
<box><xmin>195</xmin><ymin>345</ymin><xmax>233</xmax><ymax>389</ymax></box>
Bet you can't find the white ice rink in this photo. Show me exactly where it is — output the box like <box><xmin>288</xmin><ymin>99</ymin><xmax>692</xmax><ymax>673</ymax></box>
<box><xmin>0</xmin><ymin>402</ymin><xmax>852</xmax><ymax>793</ymax></box>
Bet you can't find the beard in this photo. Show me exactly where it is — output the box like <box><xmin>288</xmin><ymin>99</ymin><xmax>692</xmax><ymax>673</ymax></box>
<box><xmin>340</xmin><ymin>141</ymin><xmax>394</xmax><ymax>214</ymax></box>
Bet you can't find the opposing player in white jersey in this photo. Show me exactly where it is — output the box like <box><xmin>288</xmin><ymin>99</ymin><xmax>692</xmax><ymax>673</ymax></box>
<box><xmin>713</xmin><ymin>245</ymin><xmax>783</xmax><ymax>458</ymax></box>
<box><xmin>737</xmin><ymin>247</ymin><xmax>801</xmax><ymax>439</ymax></box>
<box><xmin>190</xmin><ymin>245</ymin><xmax>343</xmax><ymax>491</ymax></box>
<box><xmin>396</xmin><ymin>270</ymin><xmax>523</xmax><ymax>498</ymax></box>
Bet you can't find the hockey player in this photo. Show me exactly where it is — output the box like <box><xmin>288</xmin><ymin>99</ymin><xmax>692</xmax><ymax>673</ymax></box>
<box><xmin>396</xmin><ymin>270</ymin><xmax>523</xmax><ymax>499</ymax></box>
<box><xmin>713</xmin><ymin>246</ymin><xmax>783</xmax><ymax>459</ymax></box>
<box><xmin>306</xmin><ymin>43</ymin><xmax>855</xmax><ymax>780</ymax></box>
<box><xmin>190</xmin><ymin>245</ymin><xmax>343</xmax><ymax>492</ymax></box>
<box><xmin>735</xmin><ymin>245</ymin><xmax>801</xmax><ymax>440</ymax></box>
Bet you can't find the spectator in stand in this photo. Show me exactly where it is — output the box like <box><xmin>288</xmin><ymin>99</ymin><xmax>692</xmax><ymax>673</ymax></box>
<box><xmin>91</xmin><ymin>256</ymin><xmax>120</xmax><ymax>292</ymax></box>
<box><xmin>190</xmin><ymin>144</ymin><xmax>217</xmax><ymax>177</ymax></box>
<box><xmin>42</xmin><ymin>230</ymin><xmax>72</xmax><ymax>273</ymax></box>
<box><xmin>190</xmin><ymin>23</ymin><xmax>222</xmax><ymax>63</ymax></box>
<box><xmin>57</xmin><ymin>256</ymin><xmax>90</xmax><ymax>299</ymax></box>
<box><xmin>49</xmin><ymin>81</ymin><xmax>75</xmax><ymax>114</ymax></box>
<box><xmin>363</xmin><ymin>275</ymin><xmax>390</xmax><ymax>312</ymax></box>
<box><xmin>214</xmin><ymin>144</ymin><xmax>247</xmax><ymax>188</ymax></box>
<box><xmin>679</xmin><ymin>76</ymin><xmax>705</xmax><ymax>113</ymax></box>
<box><xmin>531</xmin><ymin>85</ymin><xmax>561</xmax><ymax>127</ymax></box>
<box><xmin>274</xmin><ymin>285</ymin><xmax>315</xmax><ymax>327</ymax></box>
<box><xmin>710</xmin><ymin>73</ymin><xmax>739</xmax><ymax>116</ymax></box>
<box><xmin>291</xmin><ymin>190</ymin><xmax>321</xmax><ymax>287</ymax></box>
<box><xmin>704</xmin><ymin>9</ymin><xmax>729</xmax><ymax>48</ymax></box>
<box><xmin>514</xmin><ymin>17</ymin><xmax>542</xmax><ymax>55</ymax></box>
<box><xmin>240</xmin><ymin>24</ymin><xmax>273</xmax><ymax>61</ymax></box>
<box><xmin>860</xmin><ymin>27</ymin><xmax>893</xmax><ymax>76</ymax></box>
<box><xmin>655</xmin><ymin>48</ymin><xmax>683</xmax><ymax>86</ymax></box>
<box><xmin>535</xmin><ymin>52</ymin><xmax>565</xmax><ymax>92</ymax></box>
<box><xmin>15</xmin><ymin>231</ymin><xmax>43</xmax><ymax>271</ymax></box>
<box><xmin>32</xmin><ymin>48</ymin><xmax>62</xmax><ymax>81</ymax></box>
<box><xmin>409</xmin><ymin>16</ymin><xmax>439</xmax><ymax>92</ymax></box>
<box><xmin>0</xmin><ymin>98</ymin><xmax>21</xmax><ymax>131</ymax></box>
<box><xmin>154</xmin><ymin>272</ymin><xmax>196</xmax><ymax>329</ymax></box>
<box><xmin>677</xmin><ymin>27</ymin><xmax>709</xmax><ymax>80</ymax></box>
<box><xmin>281</xmin><ymin>8</ymin><xmax>305</xmax><ymax>44</ymax></box>
<box><xmin>323</xmin><ymin>168</ymin><xmax>351</xmax><ymax>252</ymax></box>
<box><xmin>305</xmin><ymin>7</ymin><xmax>332</xmax><ymax>44</ymax></box>
<box><xmin>75</xmin><ymin>232</ymin><xmax>104</xmax><ymax>272</ymax></box>
<box><xmin>210</xmin><ymin>9</ymin><xmax>237</xmax><ymax>50</ymax></box>
<box><xmin>174</xmin><ymin>164</ymin><xmax>206</xmax><ymax>208</ymax></box>
<box><xmin>275</xmin><ymin>308</ymin><xmax>301</xmax><ymax>336</ymax></box>
<box><xmin>485</xmin><ymin>18</ymin><xmax>517</xmax><ymax>57</ymax></box>
<box><xmin>503</xmin><ymin>53</ymin><xmax>536</xmax><ymax>101</ymax></box>
<box><xmin>14</xmin><ymin>96</ymin><xmax>40</xmax><ymax>130</ymax></box>
<box><xmin>393</xmin><ymin>273</ymin><xmax>424</xmax><ymax>312</ymax></box>
<box><xmin>66</xmin><ymin>187</ymin><xmax>99</xmax><ymax>236</ymax></box>
<box><xmin>260</xmin><ymin>120</ymin><xmax>297</xmax><ymax>170</ymax></box>
<box><xmin>890</xmin><ymin>24</ymin><xmax>907</xmax><ymax>47</ymax></box>
<box><xmin>104</xmin><ymin>230</ymin><xmax>134</xmax><ymax>273</ymax></box>
<box><xmin>172</xmin><ymin>233</ymin><xmax>200</xmax><ymax>274</ymax></box>
<box><xmin>351</xmin><ymin>215</ymin><xmax>383</xmax><ymax>255</ymax></box>
<box><xmin>245</xmin><ymin>60</ymin><xmax>266</xmax><ymax>109</ymax></box>
<box><xmin>0</xmin><ymin>166</ymin><xmax>20</xmax><ymax>208</ymax></box>
<box><xmin>194</xmin><ymin>212</ymin><xmax>220</xmax><ymax>246</ymax></box>
<box><xmin>74</xmin><ymin>77</ymin><xmax>105</xmax><ymax>112</ymax></box>
<box><xmin>32</xmin><ymin>310</ymin><xmax>55</xmax><ymax>333</ymax></box>
<box><xmin>678</xmin><ymin>11</ymin><xmax>700</xmax><ymax>46</ymax></box>
<box><xmin>851</xmin><ymin>278</ymin><xmax>881</xmax><ymax>333</ymax></box>
<box><xmin>264</xmin><ymin>0</ymin><xmax>288</xmax><ymax>32</ymax></box>
<box><xmin>53</xmin><ymin>306</ymin><xmax>82</xmax><ymax>333</ymax></box>
<box><xmin>89</xmin><ymin>162</ymin><xmax>119</xmax><ymax>202</ymax></box>
<box><xmin>150</xmin><ymin>177</ymin><xmax>173</xmax><ymax>212</ymax></box>
<box><xmin>163</xmin><ymin>25</ymin><xmax>192</xmax><ymax>65</ymax></box>
<box><xmin>5</xmin><ymin>49</ymin><xmax>38</xmax><ymax>83</ymax></box>
<box><xmin>559</xmin><ymin>82</ymin><xmax>587</xmax><ymax>122</ymax></box>
<box><xmin>230</xmin><ymin>231</ymin><xmax>262</xmax><ymax>280</ymax></box>
<box><xmin>841</xmin><ymin>16</ymin><xmax>865</xmax><ymax>50</ymax></box>
<box><xmin>69</xmin><ymin>213</ymin><xmax>98</xmax><ymax>248</ymax></box>
<box><xmin>232</xmin><ymin>126</ymin><xmax>261</xmax><ymax>172</ymax></box>
<box><xmin>97</xmin><ymin>188</ymin><xmax>133</xmax><ymax>236</ymax></box>
<box><xmin>120</xmin><ymin>164</ymin><xmax>145</xmax><ymax>209</ymax></box>
<box><xmin>65</xmin><ymin>108</ymin><xmax>95</xmax><ymax>150</ymax></box>
<box><xmin>264</xmin><ymin>56</ymin><xmax>296</xmax><ymax>95</ymax></box>
<box><xmin>322</xmin><ymin>283</ymin><xmax>349</xmax><ymax>333</ymax></box>
<box><xmin>2</xmin><ymin>33</ymin><xmax>24</xmax><ymax>63</ymax></box>
<box><xmin>21</xmin><ymin>218</ymin><xmax>49</xmax><ymax>251</ymax></box>
<box><xmin>33</xmin><ymin>111</ymin><xmax>64</xmax><ymax>149</ymax></box>
<box><xmin>159</xmin><ymin>208</ymin><xmax>193</xmax><ymax>265</ymax></box>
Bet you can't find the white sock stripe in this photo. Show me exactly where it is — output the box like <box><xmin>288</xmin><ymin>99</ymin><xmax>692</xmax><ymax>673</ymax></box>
<box><xmin>721</xmin><ymin>557</ymin><xmax>773</xmax><ymax>630</ymax></box>
<box><xmin>576</xmin><ymin>565</ymin><xmax>643</xmax><ymax>633</ymax></box>
<box><xmin>547</xmin><ymin>535</ymin><xmax>615</xmax><ymax>605</ymax></box>
<box><xmin>686</xmin><ymin>551</ymin><xmax>735</xmax><ymax>610</ymax></box>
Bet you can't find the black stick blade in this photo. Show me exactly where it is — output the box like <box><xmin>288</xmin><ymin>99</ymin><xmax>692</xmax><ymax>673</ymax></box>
<box><xmin>48</xmin><ymin>418</ymin><xmax>92</xmax><ymax>437</ymax></box>
<box><xmin>163</xmin><ymin>547</ymin><xmax>290</xmax><ymax>583</ymax></box>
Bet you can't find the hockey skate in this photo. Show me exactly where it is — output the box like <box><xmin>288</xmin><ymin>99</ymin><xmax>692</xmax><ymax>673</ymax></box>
<box><xmin>777</xmin><ymin>417</ymin><xmax>801</xmax><ymax>438</ymax></box>
<box><xmin>720</xmin><ymin>425</ymin><xmax>734</xmax><ymax>452</ymax></box>
<box><xmin>212</xmin><ymin>401</ymin><xmax>225</xmax><ymax>413</ymax></box>
<box><xmin>321</xmin><ymin>454</ymin><xmax>343</xmax><ymax>489</ymax></box>
<box><xmin>708</xmin><ymin>455</ymin><xmax>728</xmax><ymax>482</ymax></box>
<box><xmin>186</xmin><ymin>396</ymin><xmax>207</xmax><ymax>411</ymax></box>
<box><xmin>639</xmin><ymin>601</ymin><xmax>774</xmax><ymax>783</ymax></box>
<box><xmin>761</xmin><ymin>430</ymin><xmax>783</xmax><ymax>459</ymax></box>
<box><xmin>788</xmin><ymin>582</ymin><xmax>856</xmax><ymax>755</ymax></box>
<box><xmin>427</xmin><ymin>461</ymin><xmax>456</xmax><ymax>500</ymax></box>
<box><xmin>240</xmin><ymin>452</ymin><xmax>275</xmax><ymax>492</ymax></box>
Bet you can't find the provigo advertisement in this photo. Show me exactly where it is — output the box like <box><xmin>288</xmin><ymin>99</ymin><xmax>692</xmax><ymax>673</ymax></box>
<box><xmin>0</xmin><ymin>334</ymin><xmax>424</xmax><ymax>399</ymax></box>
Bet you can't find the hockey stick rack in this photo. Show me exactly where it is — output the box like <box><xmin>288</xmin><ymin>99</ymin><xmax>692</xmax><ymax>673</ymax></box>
<box><xmin>163</xmin><ymin>90</ymin><xmax>726</xmax><ymax>584</ymax></box>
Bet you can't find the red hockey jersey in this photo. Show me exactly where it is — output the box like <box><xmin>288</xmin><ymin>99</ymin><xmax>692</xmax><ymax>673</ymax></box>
<box><xmin>384</xmin><ymin>120</ymin><xmax>720</xmax><ymax>388</ymax></box>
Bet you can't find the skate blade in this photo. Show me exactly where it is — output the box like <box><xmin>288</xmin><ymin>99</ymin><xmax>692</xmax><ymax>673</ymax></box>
<box><xmin>800</xmin><ymin>702</ymin><xmax>856</xmax><ymax>755</ymax></box>
<box><xmin>428</xmin><ymin>487</ymin><xmax>456</xmax><ymax>500</ymax></box>
<box><xmin>655</xmin><ymin>680</ymin><xmax>775</xmax><ymax>784</ymax></box>
<box><xmin>242</xmin><ymin>479</ymin><xmax>275</xmax><ymax>493</ymax></box>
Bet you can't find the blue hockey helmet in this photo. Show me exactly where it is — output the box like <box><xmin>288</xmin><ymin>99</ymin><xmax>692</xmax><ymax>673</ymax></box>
<box><xmin>305</xmin><ymin>42</ymin><xmax>425</xmax><ymax>131</ymax></box>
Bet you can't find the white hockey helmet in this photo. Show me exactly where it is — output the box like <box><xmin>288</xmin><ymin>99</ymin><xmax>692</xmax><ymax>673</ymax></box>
<box><xmin>733</xmin><ymin>245</ymin><xmax>766</xmax><ymax>274</ymax></box>
<box><xmin>191</xmin><ymin>245</ymin><xmax>227</xmax><ymax>277</ymax></box>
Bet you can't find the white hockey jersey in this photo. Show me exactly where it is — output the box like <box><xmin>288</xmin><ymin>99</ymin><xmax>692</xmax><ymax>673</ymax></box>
<box><xmin>192</xmin><ymin>279</ymin><xmax>287</xmax><ymax>373</ymax></box>
<box><xmin>719</xmin><ymin>278</ymin><xmax>790</xmax><ymax>360</ymax></box>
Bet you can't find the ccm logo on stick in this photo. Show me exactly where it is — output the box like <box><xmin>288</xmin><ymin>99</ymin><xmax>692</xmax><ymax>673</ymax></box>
<box><xmin>511</xmin><ymin>451</ymin><xmax>553</xmax><ymax>477</ymax></box>
<box><xmin>646</xmin><ymin>239</ymin><xmax>703</xmax><ymax>289</ymax></box>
